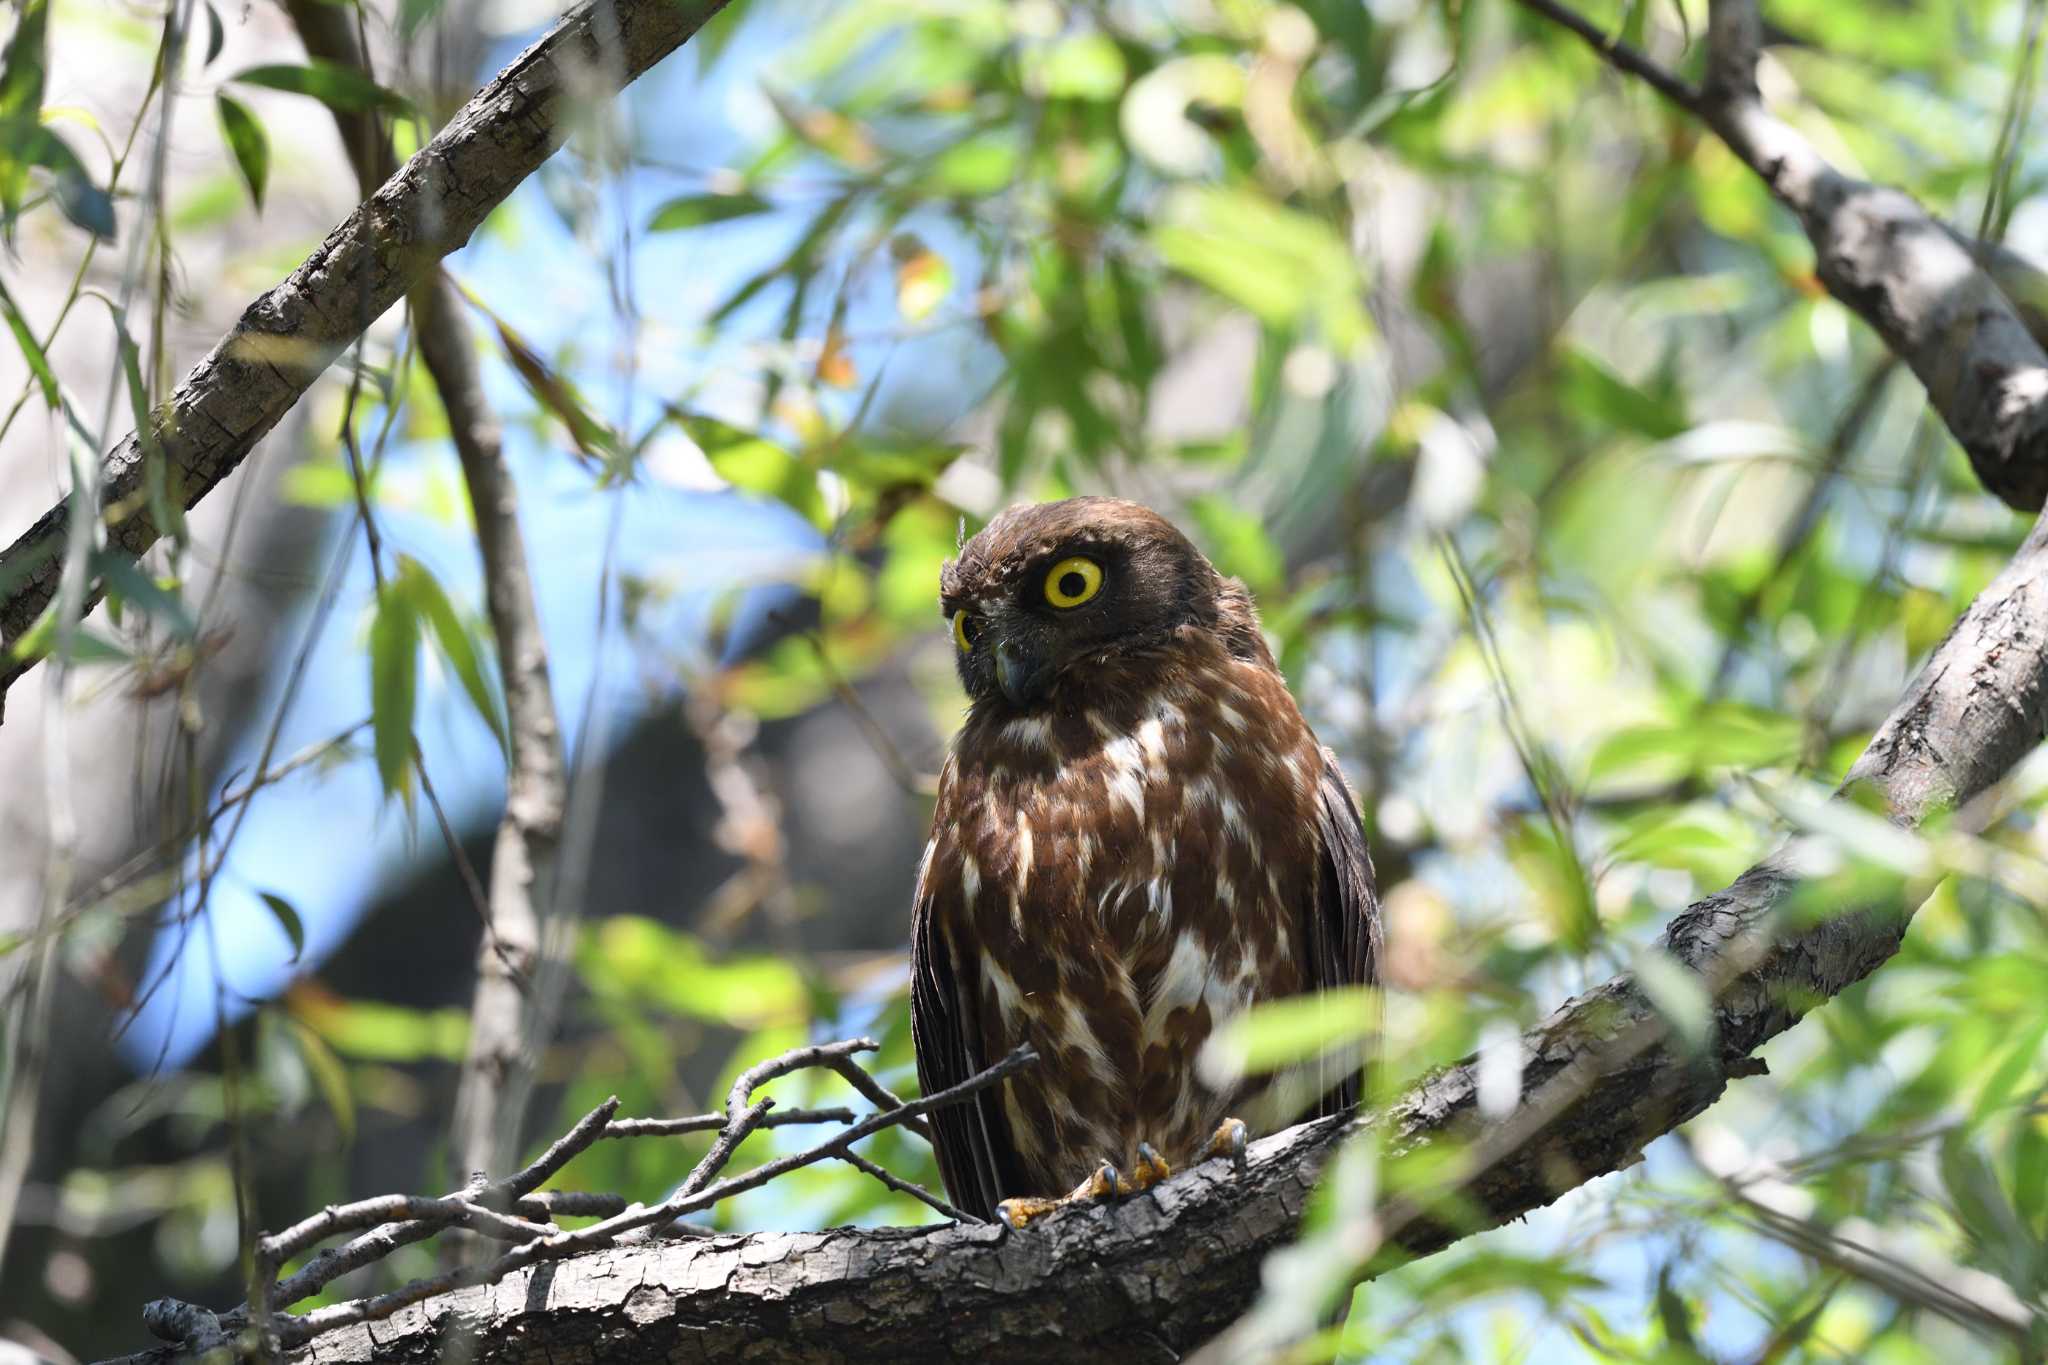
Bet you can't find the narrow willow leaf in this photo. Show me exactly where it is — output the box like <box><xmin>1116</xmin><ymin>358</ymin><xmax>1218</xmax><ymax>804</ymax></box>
<box><xmin>215</xmin><ymin>92</ymin><xmax>268</xmax><ymax>211</ymax></box>
<box><xmin>202</xmin><ymin>2</ymin><xmax>225</xmax><ymax>66</ymax></box>
<box><xmin>1633</xmin><ymin>948</ymin><xmax>1712</xmax><ymax>1057</ymax></box>
<box><xmin>257</xmin><ymin>890</ymin><xmax>306</xmax><ymax>963</ymax></box>
<box><xmin>284</xmin><ymin>1015</ymin><xmax>356</xmax><ymax>1141</ymax></box>
<box><xmin>368</xmin><ymin>580</ymin><xmax>420</xmax><ymax>800</ymax></box>
<box><xmin>398</xmin><ymin>0</ymin><xmax>449</xmax><ymax>40</ymax></box>
<box><xmin>647</xmin><ymin>190</ymin><xmax>771</xmax><ymax>231</ymax></box>
<box><xmin>232</xmin><ymin>62</ymin><xmax>415</xmax><ymax>118</ymax></box>
<box><xmin>490</xmin><ymin>315</ymin><xmax>615</xmax><ymax>463</ymax></box>
<box><xmin>0</xmin><ymin>274</ymin><xmax>54</xmax><ymax>408</ymax></box>
<box><xmin>94</xmin><ymin>550</ymin><xmax>196</xmax><ymax>640</ymax></box>
<box><xmin>398</xmin><ymin>556</ymin><xmax>508</xmax><ymax>754</ymax></box>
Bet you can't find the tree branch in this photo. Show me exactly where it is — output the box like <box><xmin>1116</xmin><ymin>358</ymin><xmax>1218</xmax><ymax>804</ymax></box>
<box><xmin>0</xmin><ymin>0</ymin><xmax>731</xmax><ymax>720</ymax></box>
<box><xmin>1516</xmin><ymin>0</ymin><xmax>2048</xmax><ymax>512</ymax></box>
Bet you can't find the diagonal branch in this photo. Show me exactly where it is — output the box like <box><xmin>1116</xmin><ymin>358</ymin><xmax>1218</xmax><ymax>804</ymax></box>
<box><xmin>1516</xmin><ymin>0</ymin><xmax>2048</xmax><ymax>512</ymax></box>
<box><xmin>0</xmin><ymin>0</ymin><xmax>732</xmax><ymax>721</ymax></box>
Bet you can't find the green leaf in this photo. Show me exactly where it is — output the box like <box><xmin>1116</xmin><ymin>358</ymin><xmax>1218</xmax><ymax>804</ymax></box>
<box><xmin>490</xmin><ymin>314</ymin><xmax>616</xmax><ymax>464</ymax></box>
<box><xmin>368</xmin><ymin>578</ymin><xmax>420</xmax><ymax>800</ymax></box>
<box><xmin>231</xmin><ymin>62</ymin><xmax>415</xmax><ymax>118</ymax></box>
<box><xmin>6</xmin><ymin>599</ymin><xmax>131</xmax><ymax>665</ymax></box>
<box><xmin>257</xmin><ymin>890</ymin><xmax>306</xmax><ymax>963</ymax></box>
<box><xmin>1153</xmin><ymin>186</ymin><xmax>1369</xmax><ymax>349</ymax></box>
<box><xmin>215</xmin><ymin>93</ymin><xmax>268</xmax><ymax>211</ymax></box>
<box><xmin>1970</xmin><ymin>1016</ymin><xmax>2048</xmax><ymax>1123</ymax></box>
<box><xmin>0</xmin><ymin>1</ymin><xmax>45</xmax><ymax>121</ymax></box>
<box><xmin>1557</xmin><ymin>347</ymin><xmax>1689</xmax><ymax>441</ymax></box>
<box><xmin>647</xmin><ymin>190</ymin><xmax>772</xmax><ymax>231</ymax></box>
<box><xmin>94</xmin><ymin>550</ymin><xmax>197</xmax><ymax>640</ymax></box>
<box><xmin>1634</xmin><ymin>949</ymin><xmax>1712</xmax><ymax>1057</ymax></box>
<box><xmin>202</xmin><ymin>2</ymin><xmax>225</xmax><ymax>66</ymax></box>
<box><xmin>925</xmin><ymin>133</ymin><xmax>1019</xmax><ymax>196</ymax></box>
<box><xmin>0</xmin><ymin>273</ymin><xmax>54</xmax><ymax>409</ymax></box>
<box><xmin>582</xmin><ymin>917</ymin><xmax>809</xmax><ymax>1027</ymax></box>
<box><xmin>1023</xmin><ymin>32</ymin><xmax>1127</xmax><ymax>100</ymax></box>
<box><xmin>1187</xmin><ymin>494</ymin><xmax>1285</xmax><ymax>595</ymax></box>
<box><xmin>292</xmin><ymin>996</ymin><xmax>468</xmax><ymax>1062</ymax></box>
<box><xmin>96</xmin><ymin>298</ymin><xmax>183</xmax><ymax>544</ymax></box>
<box><xmin>680</xmin><ymin>412</ymin><xmax>825</xmax><ymax>526</ymax></box>
<box><xmin>284</xmin><ymin>1015</ymin><xmax>356</xmax><ymax>1142</ymax></box>
<box><xmin>397</xmin><ymin>556</ymin><xmax>508</xmax><ymax>755</ymax></box>
<box><xmin>397</xmin><ymin>0</ymin><xmax>448</xmax><ymax>40</ymax></box>
<box><xmin>1196</xmin><ymin>986</ymin><xmax>1379</xmax><ymax>1082</ymax></box>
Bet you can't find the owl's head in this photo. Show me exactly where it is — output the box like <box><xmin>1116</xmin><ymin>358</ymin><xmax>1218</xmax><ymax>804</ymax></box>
<box><xmin>939</xmin><ymin>496</ymin><xmax>1256</xmax><ymax>712</ymax></box>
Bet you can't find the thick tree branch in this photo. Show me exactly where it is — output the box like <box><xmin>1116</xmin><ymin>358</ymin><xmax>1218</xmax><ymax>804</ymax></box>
<box><xmin>1517</xmin><ymin>0</ymin><xmax>2048</xmax><ymax>512</ymax></box>
<box><xmin>0</xmin><ymin>0</ymin><xmax>731</xmax><ymax>719</ymax></box>
<box><xmin>93</xmin><ymin>490</ymin><xmax>2048</xmax><ymax>1362</ymax></box>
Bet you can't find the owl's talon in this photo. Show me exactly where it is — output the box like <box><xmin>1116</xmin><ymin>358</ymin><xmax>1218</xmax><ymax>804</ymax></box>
<box><xmin>994</xmin><ymin>1158</ymin><xmax>1129</xmax><ymax>1230</ymax></box>
<box><xmin>1203</xmin><ymin>1117</ymin><xmax>1249</xmax><ymax>1175</ymax></box>
<box><xmin>1130</xmin><ymin>1141</ymin><xmax>1172</xmax><ymax>1191</ymax></box>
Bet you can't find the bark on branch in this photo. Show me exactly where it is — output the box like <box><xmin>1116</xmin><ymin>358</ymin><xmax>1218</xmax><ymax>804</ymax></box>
<box><xmin>92</xmin><ymin>492</ymin><xmax>2048</xmax><ymax>1362</ymax></box>
<box><xmin>1517</xmin><ymin>0</ymin><xmax>2048</xmax><ymax>512</ymax></box>
<box><xmin>0</xmin><ymin>0</ymin><xmax>730</xmax><ymax>719</ymax></box>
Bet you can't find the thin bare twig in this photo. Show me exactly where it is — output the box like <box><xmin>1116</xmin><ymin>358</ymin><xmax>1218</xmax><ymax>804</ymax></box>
<box><xmin>603</xmin><ymin>1106</ymin><xmax>858</xmax><ymax>1137</ymax></box>
<box><xmin>834</xmin><ymin>1147</ymin><xmax>977</xmax><ymax>1223</ymax></box>
<box><xmin>270</xmin><ymin>1044</ymin><xmax>1036</xmax><ymax>1348</ymax></box>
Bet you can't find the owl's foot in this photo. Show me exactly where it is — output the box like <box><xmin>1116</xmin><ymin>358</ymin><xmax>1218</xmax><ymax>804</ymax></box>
<box><xmin>996</xmin><ymin>1159</ymin><xmax>1120</xmax><ymax>1229</ymax></box>
<box><xmin>994</xmin><ymin>1143</ymin><xmax>1176</xmax><ymax>1229</ymax></box>
<box><xmin>1202</xmin><ymin>1117</ymin><xmax>1250</xmax><ymax>1175</ymax></box>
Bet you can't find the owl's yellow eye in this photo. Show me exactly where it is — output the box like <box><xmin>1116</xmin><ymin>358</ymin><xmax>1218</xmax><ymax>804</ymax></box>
<box><xmin>1043</xmin><ymin>556</ymin><xmax>1103</xmax><ymax>609</ymax></box>
<box><xmin>953</xmin><ymin>612</ymin><xmax>980</xmax><ymax>653</ymax></box>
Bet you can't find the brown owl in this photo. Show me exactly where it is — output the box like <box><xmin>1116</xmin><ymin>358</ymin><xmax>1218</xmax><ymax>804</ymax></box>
<box><xmin>910</xmin><ymin>496</ymin><xmax>1381</xmax><ymax>1227</ymax></box>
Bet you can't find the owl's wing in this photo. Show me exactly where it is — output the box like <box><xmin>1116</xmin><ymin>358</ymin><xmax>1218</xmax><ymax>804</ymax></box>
<box><xmin>1304</xmin><ymin>745</ymin><xmax>1384</xmax><ymax>1117</ymax></box>
<box><xmin>910</xmin><ymin>839</ymin><xmax>1023</xmax><ymax>1219</ymax></box>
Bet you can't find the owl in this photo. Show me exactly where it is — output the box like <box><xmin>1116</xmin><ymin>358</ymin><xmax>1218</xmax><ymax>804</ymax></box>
<box><xmin>910</xmin><ymin>496</ymin><xmax>1381</xmax><ymax>1227</ymax></box>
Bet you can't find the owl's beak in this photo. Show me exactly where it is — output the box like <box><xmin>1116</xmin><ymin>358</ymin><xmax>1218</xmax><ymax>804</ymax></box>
<box><xmin>994</xmin><ymin>638</ymin><xmax>1052</xmax><ymax>708</ymax></box>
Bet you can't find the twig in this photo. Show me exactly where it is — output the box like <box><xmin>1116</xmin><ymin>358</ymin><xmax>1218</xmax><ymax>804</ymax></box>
<box><xmin>251</xmin><ymin>1096</ymin><xmax>620</xmax><ymax>1321</ymax></box>
<box><xmin>820</xmin><ymin>1054</ymin><xmax>934</xmax><ymax>1143</ymax></box>
<box><xmin>603</xmin><ymin>1106</ymin><xmax>858</xmax><ymax>1136</ymax></box>
<box><xmin>677</xmin><ymin>1038</ymin><xmax>886</xmax><ymax>1195</ymax></box>
<box><xmin>274</xmin><ymin>1044</ymin><xmax>1036</xmax><ymax>1347</ymax></box>
<box><xmin>1513</xmin><ymin>0</ymin><xmax>1705</xmax><ymax>112</ymax></box>
<box><xmin>834</xmin><ymin>1147</ymin><xmax>977</xmax><ymax>1223</ymax></box>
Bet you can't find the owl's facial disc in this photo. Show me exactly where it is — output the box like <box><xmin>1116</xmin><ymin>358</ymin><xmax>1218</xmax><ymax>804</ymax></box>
<box><xmin>942</xmin><ymin>497</ymin><xmax>1228</xmax><ymax>715</ymax></box>
<box><xmin>950</xmin><ymin>552</ymin><xmax>1112</xmax><ymax>710</ymax></box>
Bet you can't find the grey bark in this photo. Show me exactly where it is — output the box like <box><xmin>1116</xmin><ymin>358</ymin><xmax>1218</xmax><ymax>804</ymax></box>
<box><xmin>89</xmin><ymin>493</ymin><xmax>2048</xmax><ymax>1363</ymax></box>
<box><xmin>0</xmin><ymin>0</ymin><xmax>730</xmax><ymax>717</ymax></box>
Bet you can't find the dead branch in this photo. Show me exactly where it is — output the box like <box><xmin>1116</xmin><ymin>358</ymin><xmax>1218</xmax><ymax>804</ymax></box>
<box><xmin>123</xmin><ymin>1038</ymin><xmax>1030</xmax><ymax>1362</ymax></box>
